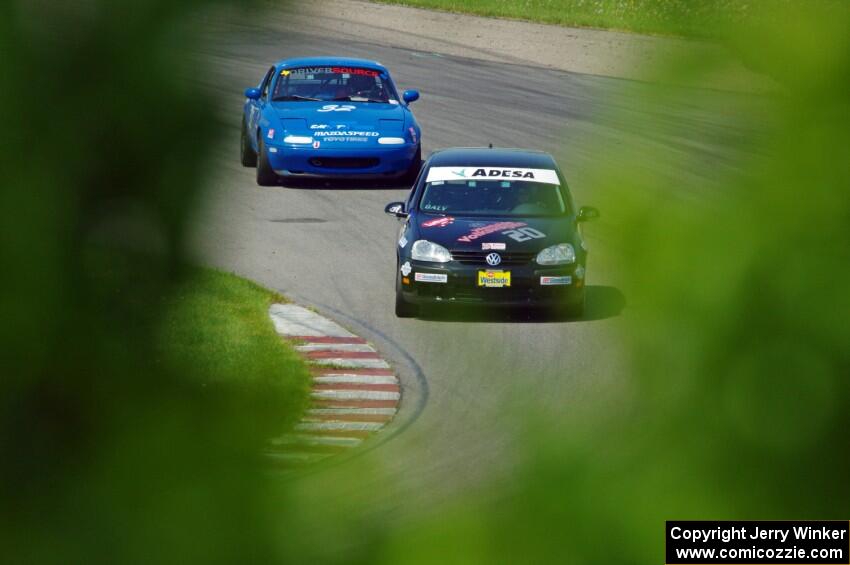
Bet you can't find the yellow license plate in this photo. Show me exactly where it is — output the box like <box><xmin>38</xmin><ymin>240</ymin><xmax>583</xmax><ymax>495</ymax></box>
<box><xmin>477</xmin><ymin>270</ymin><xmax>511</xmax><ymax>287</ymax></box>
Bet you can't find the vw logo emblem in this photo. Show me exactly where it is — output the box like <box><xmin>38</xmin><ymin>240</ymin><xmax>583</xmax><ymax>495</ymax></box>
<box><xmin>485</xmin><ymin>253</ymin><xmax>502</xmax><ymax>266</ymax></box>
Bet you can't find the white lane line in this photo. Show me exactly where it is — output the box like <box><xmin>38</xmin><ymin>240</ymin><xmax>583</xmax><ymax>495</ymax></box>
<box><xmin>296</xmin><ymin>421</ymin><xmax>385</xmax><ymax>432</ymax></box>
<box><xmin>313</xmin><ymin>374</ymin><xmax>398</xmax><ymax>385</ymax></box>
<box><xmin>308</xmin><ymin>407</ymin><xmax>397</xmax><ymax>416</ymax></box>
<box><xmin>312</xmin><ymin>389</ymin><xmax>400</xmax><ymax>401</ymax></box>
<box><xmin>271</xmin><ymin>434</ymin><xmax>363</xmax><ymax>447</ymax></box>
<box><xmin>311</xmin><ymin>358</ymin><xmax>391</xmax><ymax>369</ymax></box>
<box><xmin>296</xmin><ymin>343</ymin><xmax>376</xmax><ymax>353</ymax></box>
<box><xmin>269</xmin><ymin>304</ymin><xmax>356</xmax><ymax>338</ymax></box>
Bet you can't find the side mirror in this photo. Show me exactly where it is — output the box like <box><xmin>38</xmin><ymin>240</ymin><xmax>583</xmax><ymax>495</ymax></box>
<box><xmin>577</xmin><ymin>206</ymin><xmax>600</xmax><ymax>222</ymax></box>
<box><xmin>384</xmin><ymin>201</ymin><xmax>408</xmax><ymax>218</ymax></box>
<box><xmin>402</xmin><ymin>90</ymin><xmax>420</xmax><ymax>104</ymax></box>
<box><xmin>244</xmin><ymin>87</ymin><xmax>261</xmax><ymax>100</ymax></box>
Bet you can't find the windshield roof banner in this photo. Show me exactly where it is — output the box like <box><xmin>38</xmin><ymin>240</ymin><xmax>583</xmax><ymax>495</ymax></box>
<box><xmin>283</xmin><ymin>66</ymin><xmax>382</xmax><ymax>77</ymax></box>
<box><xmin>426</xmin><ymin>167</ymin><xmax>560</xmax><ymax>185</ymax></box>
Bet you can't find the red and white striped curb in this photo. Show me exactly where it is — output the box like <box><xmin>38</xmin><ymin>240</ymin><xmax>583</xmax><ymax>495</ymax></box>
<box><xmin>266</xmin><ymin>304</ymin><xmax>399</xmax><ymax>466</ymax></box>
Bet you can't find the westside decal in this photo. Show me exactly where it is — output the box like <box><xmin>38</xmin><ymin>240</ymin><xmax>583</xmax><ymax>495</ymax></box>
<box><xmin>426</xmin><ymin>167</ymin><xmax>560</xmax><ymax>185</ymax></box>
<box><xmin>457</xmin><ymin>221</ymin><xmax>526</xmax><ymax>243</ymax></box>
<box><xmin>421</xmin><ymin>217</ymin><xmax>454</xmax><ymax>228</ymax></box>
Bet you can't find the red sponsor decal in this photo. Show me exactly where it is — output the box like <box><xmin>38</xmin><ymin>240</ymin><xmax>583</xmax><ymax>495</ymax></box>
<box><xmin>457</xmin><ymin>221</ymin><xmax>526</xmax><ymax>243</ymax></box>
<box><xmin>331</xmin><ymin>66</ymin><xmax>379</xmax><ymax>77</ymax></box>
<box><xmin>422</xmin><ymin>216</ymin><xmax>454</xmax><ymax>228</ymax></box>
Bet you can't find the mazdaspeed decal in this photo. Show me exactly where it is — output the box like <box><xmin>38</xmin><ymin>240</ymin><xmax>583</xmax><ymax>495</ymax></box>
<box><xmin>314</xmin><ymin>131</ymin><xmax>378</xmax><ymax>137</ymax></box>
<box><xmin>426</xmin><ymin>167</ymin><xmax>560</xmax><ymax>185</ymax></box>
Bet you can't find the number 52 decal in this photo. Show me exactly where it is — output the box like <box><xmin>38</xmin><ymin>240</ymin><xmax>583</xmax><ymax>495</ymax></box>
<box><xmin>502</xmin><ymin>227</ymin><xmax>546</xmax><ymax>242</ymax></box>
<box><xmin>317</xmin><ymin>104</ymin><xmax>356</xmax><ymax>112</ymax></box>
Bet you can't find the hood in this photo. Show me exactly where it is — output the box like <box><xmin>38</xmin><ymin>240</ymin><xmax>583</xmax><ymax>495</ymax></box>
<box><xmin>415</xmin><ymin>215</ymin><xmax>576</xmax><ymax>252</ymax></box>
<box><xmin>272</xmin><ymin>101</ymin><xmax>405</xmax><ymax>134</ymax></box>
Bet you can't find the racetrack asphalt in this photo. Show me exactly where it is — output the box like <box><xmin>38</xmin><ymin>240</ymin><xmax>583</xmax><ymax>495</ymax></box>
<box><xmin>190</xmin><ymin>1</ymin><xmax>763</xmax><ymax>521</ymax></box>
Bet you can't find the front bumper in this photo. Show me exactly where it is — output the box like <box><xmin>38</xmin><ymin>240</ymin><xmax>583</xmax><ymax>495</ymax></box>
<box><xmin>400</xmin><ymin>260</ymin><xmax>586</xmax><ymax>307</ymax></box>
<box><xmin>268</xmin><ymin>142</ymin><xmax>418</xmax><ymax>177</ymax></box>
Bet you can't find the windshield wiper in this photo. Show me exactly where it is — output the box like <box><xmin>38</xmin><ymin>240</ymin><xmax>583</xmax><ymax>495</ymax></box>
<box><xmin>274</xmin><ymin>95</ymin><xmax>321</xmax><ymax>101</ymax></box>
<box><xmin>330</xmin><ymin>96</ymin><xmax>389</xmax><ymax>104</ymax></box>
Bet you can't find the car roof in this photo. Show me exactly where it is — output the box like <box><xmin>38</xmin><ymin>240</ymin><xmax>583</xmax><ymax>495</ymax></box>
<box><xmin>275</xmin><ymin>57</ymin><xmax>388</xmax><ymax>73</ymax></box>
<box><xmin>427</xmin><ymin>147</ymin><xmax>558</xmax><ymax>169</ymax></box>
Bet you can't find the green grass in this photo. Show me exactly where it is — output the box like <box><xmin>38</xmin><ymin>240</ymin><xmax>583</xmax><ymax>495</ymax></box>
<box><xmin>371</xmin><ymin>0</ymin><xmax>780</xmax><ymax>38</ymax></box>
<box><xmin>157</xmin><ymin>267</ymin><xmax>312</xmax><ymax>436</ymax></box>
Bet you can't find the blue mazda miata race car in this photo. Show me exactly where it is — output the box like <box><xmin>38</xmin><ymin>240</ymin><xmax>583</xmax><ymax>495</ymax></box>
<box><xmin>240</xmin><ymin>57</ymin><xmax>422</xmax><ymax>186</ymax></box>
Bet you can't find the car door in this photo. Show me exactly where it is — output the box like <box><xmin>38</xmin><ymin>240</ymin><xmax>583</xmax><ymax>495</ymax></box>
<box><xmin>248</xmin><ymin>66</ymin><xmax>275</xmax><ymax>147</ymax></box>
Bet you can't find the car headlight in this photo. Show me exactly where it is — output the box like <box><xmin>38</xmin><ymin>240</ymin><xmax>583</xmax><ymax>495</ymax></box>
<box><xmin>536</xmin><ymin>243</ymin><xmax>576</xmax><ymax>265</ymax></box>
<box><xmin>411</xmin><ymin>240</ymin><xmax>451</xmax><ymax>263</ymax></box>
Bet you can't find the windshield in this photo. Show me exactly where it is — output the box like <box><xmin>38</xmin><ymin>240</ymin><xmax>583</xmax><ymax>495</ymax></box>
<box><xmin>419</xmin><ymin>167</ymin><xmax>568</xmax><ymax>217</ymax></box>
<box><xmin>272</xmin><ymin>66</ymin><xmax>398</xmax><ymax>103</ymax></box>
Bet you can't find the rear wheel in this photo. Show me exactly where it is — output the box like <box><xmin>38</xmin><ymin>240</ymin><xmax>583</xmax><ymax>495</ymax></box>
<box><xmin>256</xmin><ymin>136</ymin><xmax>277</xmax><ymax>186</ymax></box>
<box><xmin>240</xmin><ymin>118</ymin><xmax>257</xmax><ymax>167</ymax></box>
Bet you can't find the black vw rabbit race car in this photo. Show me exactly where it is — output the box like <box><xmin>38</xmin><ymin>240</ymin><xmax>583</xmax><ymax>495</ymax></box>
<box><xmin>385</xmin><ymin>147</ymin><xmax>599</xmax><ymax>318</ymax></box>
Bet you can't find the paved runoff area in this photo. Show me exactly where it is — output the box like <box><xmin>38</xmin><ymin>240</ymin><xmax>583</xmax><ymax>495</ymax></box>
<box><xmin>266</xmin><ymin>304</ymin><xmax>400</xmax><ymax>466</ymax></box>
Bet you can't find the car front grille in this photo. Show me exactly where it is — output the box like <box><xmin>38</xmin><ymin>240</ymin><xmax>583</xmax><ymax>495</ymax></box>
<box><xmin>308</xmin><ymin>157</ymin><xmax>379</xmax><ymax>169</ymax></box>
<box><xmin>449</xmin><ymin>250</ymin><xmax>536</xmax><ymax>266</ymax></box>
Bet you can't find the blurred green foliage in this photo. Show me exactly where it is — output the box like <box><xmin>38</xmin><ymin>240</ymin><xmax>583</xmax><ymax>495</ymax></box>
<box><xmin>0</xmin><ymin>0</ymin><xmax>309</xmax><ymax>563</ymax></box>
<box><xmin>2</xmin><ymin>0</ymin><xmax>848</xmax><ymax>563</ymax></box>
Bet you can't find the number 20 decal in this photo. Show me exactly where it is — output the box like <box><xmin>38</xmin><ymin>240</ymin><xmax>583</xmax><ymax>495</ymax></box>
<box><xmin>502</xmin><ymin>227</ymin><xmax>546</xmax><ymax>242</ymax></box>
<box><xmin>317</xmin><ymin>104</ymin><xmax>356</xmax><ymax>112</ymax></box>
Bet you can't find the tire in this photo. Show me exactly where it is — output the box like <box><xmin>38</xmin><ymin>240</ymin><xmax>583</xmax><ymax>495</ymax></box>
<box><xmin>240</xmin><ymin>118</ymin><xmax>257</xmax><ymax>167</ymax></box>
<box><xmin>395</xmin><ymin>269</ymin><xmax>418</xmax><ymax>318</ymax></box>
<box><xmin>395</xmin><ymin>291</ymin><xmax>418</xmax><ymax>318</ymax></box>
<box><xmin>401</xmin><ymin>145</ymin><xmax>422</xmax><ymax>185</ymax></box>
<box><xmin>558</xmin><ymin>290</ymin><xmax>586</xmax><ymax>319</ymax></box>
<box><xmin>256</xmin><ymin>136</ymin><xmax>277</xmax><ymax>186</ymax></box>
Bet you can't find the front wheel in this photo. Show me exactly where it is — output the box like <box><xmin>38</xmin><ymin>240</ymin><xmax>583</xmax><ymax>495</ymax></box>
<box><xmin>395</xmin><ymin>269</ymin><xmax>418</xmax><ymax>318</ymax></box>
<box><xmin>395</xmin><ymin>290</ymin><xmax>418</xmax><ymax>318</ymax></box>
<box><xmin>557</xmin><ymin>290</ymin><xmax>585</xmax><ymax>319</ymax></box>
<box><xmin>240</xmin><ymin>118</ymin><xmax>257</xmax><ymax>167</ymax></box>
<box><xmin>256</xmin><ymin>136</ymin><xmax>277</xmax><ymax>186</ymax></box>
<box><xmin>401</xmin><ymin>145</ymin><xmax>422</xmax><ymax>185</ymax></box>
